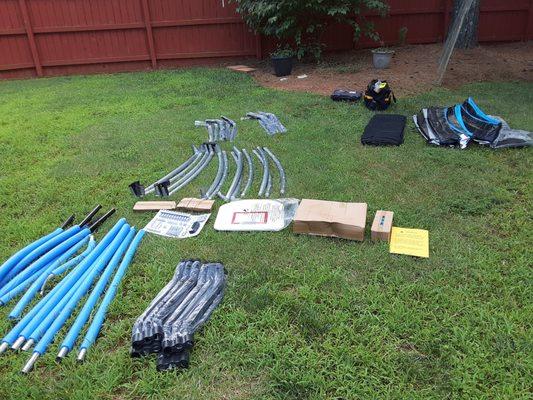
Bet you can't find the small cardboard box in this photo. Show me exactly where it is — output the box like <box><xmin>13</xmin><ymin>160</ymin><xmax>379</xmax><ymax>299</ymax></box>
<box><xmin>293</xmin><ymin>199</ymin><xmax>367</xmax><ymax>241</ymax></box>
<box><xmin>371</xmin><ymin>210</ymin><xmax>394</xmax><ymax>242</ymax></box>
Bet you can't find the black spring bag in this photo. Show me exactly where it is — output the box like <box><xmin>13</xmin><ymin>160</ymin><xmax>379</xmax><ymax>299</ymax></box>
<box><xmin>364</xmin><ymin>79</ymin><xmax>396</xmax><ymax>111</ymax></box>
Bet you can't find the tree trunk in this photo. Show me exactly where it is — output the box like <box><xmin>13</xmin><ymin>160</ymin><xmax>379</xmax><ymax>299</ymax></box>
<box><xmin>452</xmin><ymin>0</ymin><xmax>480</xmax><ymax>48</ymax></box>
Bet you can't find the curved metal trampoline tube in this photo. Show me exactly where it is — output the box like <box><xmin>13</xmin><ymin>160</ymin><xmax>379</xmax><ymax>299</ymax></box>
<box><xmin>167</xmin><ymin>146</ymin><xmax>214</xmax><ymax>196</ymax></box>
<box><xmin>145</xmin><ymin>147</ymin><xmax>203</xmax><ymax>194</ymax></box>
<box><xmin>150</xmin><ymin>150</ymin><xmax>205</xmax><ymax>196</ymax></box>
<box><xmin>265</xmin><ymin>171</ymin><xmax>272</xmax><ymax>198</ymax></box>
<box><xmin>157</xmin><ymin>149</ymin><xmax>210</xmax><ymax>196</ymax></box>
<box><xmin>254</xmin><ymin>147</ymin><xmax>270</xmax><ymax>197</ymax></box>
<box><xmin>208</xmin><ymin>151</ymin><xmax>228</xmax><ymax>200</ymax></box>
<box><xmin>229</xmin><ymin>150</ymin><xmax>243</xmax><ymax>199</ymax></box>
<box><xmin>218</xmin><ymin>149</ymin><xmax>243</xmax><ymax>201</ymax></box>
<box><xmin>203</xmin><ymin>146</ymin><xmax>224</xmax><ymax>200</ymax></box>
<box><xmin>240</xmin><ymin>148</ymin><xmax>254</xmax><ymax>198</ymax></box>
<box><xmin>263</xmin><ymin>147</ymin><xmax>286</xmax><ymax>196</ymax></box>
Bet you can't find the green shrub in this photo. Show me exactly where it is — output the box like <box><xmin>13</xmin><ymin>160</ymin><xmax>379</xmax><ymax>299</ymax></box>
<box><xmin>232</xmin><ymin>0</ymin><xmax>389</xmax><ymax>60</ymax></box>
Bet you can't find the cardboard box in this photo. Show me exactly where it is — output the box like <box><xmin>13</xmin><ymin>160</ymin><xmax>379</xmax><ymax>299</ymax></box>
<box><xmin>371</xmin><ymin>210</ymin><xmax>394</xmax><ymax>242</ymax></box>
<box><xmin>293</xmin><ymin>199</ymin><xmax>367</xmax><ymax>241</ymax></box>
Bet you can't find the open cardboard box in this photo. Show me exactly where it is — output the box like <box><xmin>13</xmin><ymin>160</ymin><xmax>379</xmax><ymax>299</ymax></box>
<box><xmin>293</xmin><ymin>199</ymin><xmax>367</xmax><ymax>241</ymax></box>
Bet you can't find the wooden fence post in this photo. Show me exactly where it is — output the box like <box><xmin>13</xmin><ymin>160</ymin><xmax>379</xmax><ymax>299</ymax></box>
<box><xmin>525</xmin><ymin>0</ymin><xmax>533</xmax><ymax>40</ymax></box>
<box><xmin>140</xmin><ymin>0</ymin><xmax>157</xmax><ymax>68</ymax></box>
<box><xmin>255</xmin><ymin>35</ymin><xmax>262</xmax><ymax>59</ymax></box>
<box><xmin>18</xmin><ymin>0</ymin><xmax>43</xmax><ymax>76</ymax></box>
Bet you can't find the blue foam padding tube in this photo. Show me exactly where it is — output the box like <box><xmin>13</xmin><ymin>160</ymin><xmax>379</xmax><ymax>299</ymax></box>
<box><xmin>79</xmin><ymin>230</ymin><xmax>145</xmax><ymax>352</ymax></box>
<box><xmin>0</xmin><ymin>229</ymin><xmax>91</xmax><ymax>300</ymax></box>
<box><xmin>0</xmin><ymin>257</ymin><xmax>58</xmax><ymax>306</ymax></box>
<box><xmin>0</xmin><ymin>219</ymin><xmax>126</xmax><ymax>345</ymax></box>
<box><xmin>8</xmin><ymin>236</ymin><xmax>91</xmax><ymax>319</ymax></box>
<box><xmin>24</xmin><ymin>224</ymin><xmax>129</xmax><ymax>344</ymax></box>
<box><xmin>22</xmin><ymin>259</ymin><xmax>97</xmax><ymax>342</ymax></box>
<box><xmin>32</xmin><ymin>225</ymin><xmax>131</xmax><ymax>355</ymax></box>
<box><xmin>50</xmin><ymin>238</ymin><xmax>96</xmax><ymax>278</ymax></box>
<box><xmin>0</xmin><ymin>226</ymin><xmax>81</xmax><ymax>289</ymax></box>
<box><xmin>59</xmin><ymin>228</ymin><xmax>136</xmax><ymax>352</ymax></box>
<box><xmin>1</xmin><ymin>261</ymin><xmax>87</xmax><ymax>344</ymax></box>
<box><xmin>0</xmin><ymin>228</ymin><xmax>63</xmax><ymax>285</ymax></box>
<box><xmin>2</xmin><ymin>262</ymin><xmax>88</xmax><ymax>344</ymax></box>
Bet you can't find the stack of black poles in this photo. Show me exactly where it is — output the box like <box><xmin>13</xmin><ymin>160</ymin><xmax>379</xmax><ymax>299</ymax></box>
<box><xmin>131</xmin><ymin>259</ymin><xmax>225</xmax><ymax>371</ymax></box>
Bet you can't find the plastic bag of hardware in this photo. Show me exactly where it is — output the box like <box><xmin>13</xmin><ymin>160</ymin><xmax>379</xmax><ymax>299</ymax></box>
<box><xmin>244</xmin><ymin>112</ymin><xmax>287</xmax><ymax>135</ymax></box>
<box><xmin>214</xmin><ymin>198</ymin><xmax>299</xmax><ymax>232</ymax></box>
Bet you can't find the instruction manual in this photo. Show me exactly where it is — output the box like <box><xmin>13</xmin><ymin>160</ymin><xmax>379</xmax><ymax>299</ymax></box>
<box><xmin>389</xmin><ymin>227</ymin><xmax>429</xmax><ymax>258</ymax></box>
<box><xmin>145</xmin><ymin>210</ymin><xmax>210</xmax><ymax>239</ymax></box>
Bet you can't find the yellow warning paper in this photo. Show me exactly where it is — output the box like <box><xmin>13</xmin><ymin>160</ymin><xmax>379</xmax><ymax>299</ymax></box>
<box><xmin>389</xmin><ymin>227</ymin><xmax>429</xmax><ymax>258</ymax></box>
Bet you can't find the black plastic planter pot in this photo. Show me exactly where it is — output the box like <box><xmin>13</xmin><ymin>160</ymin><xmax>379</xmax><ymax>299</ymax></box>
<box><xmin>271</xmin><ymin>56</ymin><xmax>293</xmax><ymax>77</ymax></box>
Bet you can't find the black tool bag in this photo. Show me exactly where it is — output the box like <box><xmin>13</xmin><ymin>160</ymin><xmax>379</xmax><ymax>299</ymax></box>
<box><xmin>331</xmin><ymin>89</ymin><xmax>362</xmax><ymax>102</ymax></box>
<box><xmin>363</xmin><ymin>80</ymin><xmax>396</xmax><ymax>111</ymax></box>
<box><xmin>361</xmin><ymin>114</ymin><xmax>406</xmax><ymax>146</ymax></box>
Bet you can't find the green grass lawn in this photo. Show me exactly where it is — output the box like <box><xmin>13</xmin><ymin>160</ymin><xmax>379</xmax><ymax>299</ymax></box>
<box><xmin>0</xmin><ymin>69</ymin><xmax>531</xmax><ymax>400</ymax></box>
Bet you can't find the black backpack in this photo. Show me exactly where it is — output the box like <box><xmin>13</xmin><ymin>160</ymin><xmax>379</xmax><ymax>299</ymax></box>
<box><xmin>364</xmin><ymin>80</ymin><xmax>396</xmax><ymax>111</ymax></box>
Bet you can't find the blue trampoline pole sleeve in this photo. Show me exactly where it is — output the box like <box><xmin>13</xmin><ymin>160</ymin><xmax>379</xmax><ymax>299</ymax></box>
<box><xmin>50</xmin><ymin>238</ymin><xmax>96</xmax><ymax>278</ymax></box>
<box><xmin>32</xmin><ymin>225</ymin><xmax>131</xmax><ymax>354</ymax></box>
<box><xmin>0</xmin><ymin>255</ymin><xmax>90</xmax><ymax>345</ymax></box>
<box><xmin>0</xmin><ymin>257</ymin><xmax>59</xmax><ymax>306</ymax></box>
<box><xmin>79</xmin><ymin>229</ymin><xmax>145</xmax><ymax>351</ymax></box>
<box><xmin>0</xmin><ymin>228</ymin><xmax>63</xmax><ymax>286</ymax></box>
<box><xmin>59</xmin><ymin>228</ymin><xmax>136</xmax><ymax>353</ymax></box>
<box><xmin>0</xmin><ymin>226</ymin><xmax>81</xmax><ymax>287</ymax></box>
<box><xmin>8</xmin><ymin>236</ymin><xmax>91</xmax><ymax>319</ymax></box>
<box><xmin>0</xmin><ymin>229</ymin><xmax>91</xmax><ymax>299</ymax></box>
<box><xmin>0</xmin><ymin>219</ymin><xmax>126</xmax><ymax>344</ymax></box>
<box><xmin>36</xmin><ymin>237</ymin><xmax>96</xmax><ymax>296</ymax></box>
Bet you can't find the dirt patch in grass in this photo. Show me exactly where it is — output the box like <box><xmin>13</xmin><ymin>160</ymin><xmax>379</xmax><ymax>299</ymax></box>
<box><xmin>251</xmin><ymin>42</ymin><xmax>533</xmax><ymax>97</ymax></box>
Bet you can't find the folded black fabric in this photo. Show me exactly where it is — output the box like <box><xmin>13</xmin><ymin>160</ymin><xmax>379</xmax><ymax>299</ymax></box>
<box><xmin>361</xmin><ymin>114</ymin><xmax>406</xmax><ymax>146</ymax></box>
<box><xmin>331</xmin><ymin>89</ymin><xmax>362</xmax><ymax>102</ymax></box>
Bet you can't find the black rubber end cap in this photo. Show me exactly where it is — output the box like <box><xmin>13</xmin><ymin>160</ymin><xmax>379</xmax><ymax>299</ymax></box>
<box><xmin>155</xmin><ymin>181</ymin><xmax>170</xmax><ymax>197</ymax></box>
<box><xmin>129</xmin><ymin>181</ymin><xmax>145</xmax><ymax>197</ymax></box>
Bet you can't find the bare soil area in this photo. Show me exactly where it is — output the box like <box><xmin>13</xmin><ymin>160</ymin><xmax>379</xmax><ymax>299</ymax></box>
<box><xmin>250</xmin><ymin>42</ymin><xmax>533</xmax><ymax>97</ymax></box>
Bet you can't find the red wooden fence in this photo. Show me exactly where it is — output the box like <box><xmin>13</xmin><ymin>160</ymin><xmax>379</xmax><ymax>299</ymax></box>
<box><xmin>1</xmin><ymin>0</ymin><xmax>532</xmax><ymax>79</ymax></box>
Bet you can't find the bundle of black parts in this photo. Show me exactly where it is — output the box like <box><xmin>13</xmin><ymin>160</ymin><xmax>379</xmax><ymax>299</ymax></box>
<box><xmin>131</xmin><ymin>260</ymin><xmax>226</xmax><ymax>371</ymax></box>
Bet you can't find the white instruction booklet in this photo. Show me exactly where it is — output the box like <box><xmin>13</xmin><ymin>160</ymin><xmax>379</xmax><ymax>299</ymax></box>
<box><xmin>145</xmin><ymin>210</ymin><xmax>210</xmax><ymax>239</ymax></box>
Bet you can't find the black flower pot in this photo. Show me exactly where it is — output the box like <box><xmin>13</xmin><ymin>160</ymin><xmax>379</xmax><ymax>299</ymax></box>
<box><xmin>271</xmin><ymin>56</ymin><xmax>293</xmax><ymax>77</ymax></box>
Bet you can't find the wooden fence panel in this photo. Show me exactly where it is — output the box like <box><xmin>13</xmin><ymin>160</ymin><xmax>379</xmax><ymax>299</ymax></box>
<box><xmin>0</xmin><ymin>0</ymin><xmax>531</xmax><ymax>79</ymax></box>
